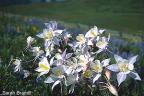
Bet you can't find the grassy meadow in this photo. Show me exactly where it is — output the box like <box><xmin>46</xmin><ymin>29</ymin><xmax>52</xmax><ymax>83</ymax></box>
<box><xmin>1</xmin><ymin>0</ymin><xmax>144</xmax><ymax>35</ymax></box>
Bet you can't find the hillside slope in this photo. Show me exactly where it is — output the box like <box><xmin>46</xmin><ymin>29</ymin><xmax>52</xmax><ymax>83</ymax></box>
<box><xmin>0</xmin><ymin>0</ymin><xmax>144</xmax><ymax>34</ymax></box>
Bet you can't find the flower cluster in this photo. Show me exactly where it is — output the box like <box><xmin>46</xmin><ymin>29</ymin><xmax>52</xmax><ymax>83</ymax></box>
<box><xmin>11</xmin><ymin>21</ymin><xmax>141</xmax><ymax>95</ymax></box>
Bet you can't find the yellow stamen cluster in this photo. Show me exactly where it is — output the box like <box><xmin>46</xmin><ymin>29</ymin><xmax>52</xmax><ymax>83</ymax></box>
<box><xmin>76</xmin><ymin>34</ymin><xmax>86</xmax><ymax>44</ymax></box>
<box><xmin>96</xmin><ymin>41</ymin><xmax>107</xmax><ymax>49</ymax></box>
<box><xmin>45</xmin><ymin>31</ymin><xmax>53</xmax><ymax>39</ymax></box>
<box><xmin>55</xmin><ymin>69</ymin><xmax>62</xmax><ymax>76</ymax></box>
<box><xmin>13</xmin><ymin>59</ymin><xmax>21</xmax><ymax>65</ymax></box>
<box><xmin>118</xmin><ymin>61</ymin><xmax>130</xmax><ymax>72</ymax></box>
<box><xmin>90</xmin><ymin>30</ymin><xmax>97</xmax><ymax>37</ymax></box>
<box><xmin>93</xmin><ymin>65</ymin><xmax>102</xmax><ymax>73</ymax></box>
<box><xmin>39</xmin><ymin>63</ymin><xmax>49</xmax><ymax>71</ymax></box>
<box><xmin>83</xmin><ymin>70</ymin><xmax>92</xmax><ymax>78</ymax></box>
<box><xmin>79</xmin><ymin>55</ymin><xmax>87</xmax><ymax>66</ymax></box>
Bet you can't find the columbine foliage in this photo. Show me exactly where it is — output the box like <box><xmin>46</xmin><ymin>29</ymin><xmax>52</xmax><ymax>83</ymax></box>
<box><xmin>10</xmin><ymin>21</ymin><xmax>141</xmax><ymax>96</ymax></box>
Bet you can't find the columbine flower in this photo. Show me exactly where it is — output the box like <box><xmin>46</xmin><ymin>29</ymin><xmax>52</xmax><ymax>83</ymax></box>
<box><xmin>78</xmin><ymin>54</ymin><xmax>94</xmax><ymax>71</ymax></box>
<box><xmin>54</xmin><ymin>49</ymin><xmax>73</xmax><ymax>66</ymax></box>
<box><xmin>85</xmin><ymin>26</ymin><xmax>104</xmax><ymax>39</ymax></box>
<box><xmin>78</xmin><ymin>55</ymin><xmax>89</xmax><ymax>67</ymax></box>
<box><xmin>76</xmin><ymin>34</ymin><xmax>86</xmax><ymax>45</ymax></box>
<box><xmin>83</xmin><ymin>70</ymin><xmax>93</xmax><ymax>78</ymax></box>
<box><xmin>51</xmin><ymin>65</ymin><xmax>66</xmax><ymax>78</ymax></box>
<box><xmin>37</xmin><ymin>21</ymin><xmax>63</xmax><ymax>41</ymax></box>
<box><xmin>91</xmin><ymin>59</ymin><xmax>110</xmax><ymax>83</ymax></box>
<box><xmin>13</xmin><ymin>58</ymin><xmax>22</xmax><ymax>72</ymax></box>
<box><xmin>26</xmin><ymin>36</ymin><xmax>35</xmax><ymax>49</ymax></box>
<box><xmin>79</xmin><ymin>55</ymin><xmax>88</xmax><ymax>69</ymax></box>
<box><xmin>65</xmin><ymin>57</ymin><xmax>79</xmax><ymax>74</ymax></box>
<box><xmin>44</xmin><ymin>29</ymin><xmax>54</xmax><ymax>40</ymax></box>
<box><xmin>107</xmin><ymin>55</ymin><xmax>141</xmax><ymax>85</ymax></box>
<box><xmin>96</xmin><ymin>36</ymin><xmax>110</xmax><ymax>53</ymax></box>
<box><xmin>37</xmin><ymin>28</ymin><xmax>62</xmax><ymax>40</ymax></box>
<box><xmin>44</xmin><ymin>65</ymin><xmax>66</xmax><ymax>90</ymax></box>
<box><xmin>31</xmin><ymin>47</ymin><xmax>44</xmax><ymax>60</ymax></box>
<box><xmin>36</xmin><ymin>23</ymin><xmax>63</xmax><ymax>46</ymax></box>
<box><xmin>35</xmin><ymin>57</ymin><xmax>50</xmax><ymax>77</ymax></box>
<box><xmin>85</xmin><ymin>26</ymin><xmax>99</xmax><ymax>38</ymax></box>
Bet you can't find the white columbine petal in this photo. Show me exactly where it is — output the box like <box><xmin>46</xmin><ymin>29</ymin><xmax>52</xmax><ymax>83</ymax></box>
<box><xmin>101</xmin><ymin>58</ymin><xmax>110</xmax><ymax>67</ymax></box>
<box><xmin>26</xmin><ymin>36</ymin><xmax>34</xmax><ymax>48</ymax></box>
<box><xmin>114</xmin><ymin>55</ymin><xmax>124</xmax><ymax>63</ymax></box>
<box><xmin>14</xmin><ymin>64</ymin><xmax>21</xmax><ymax>72</ymax></box>
<box><xmin>38</xmin><ymin>71</ymin><xmax>48</xmax><ymax>77</ymax></box>
<box><xmin>96</xmin><ymin>36</ymin><xmax>109</xmax><ymax>50</ymax></box>
<box><xmin>99</xmin><ymin>29</ymin><xmax>105</xmax><ymax>34</ymax></box>
<box><xmin>55</xmin><ymin>53</ymin><xmax>62</xmax><ymax>60</ymax></box>
<box><xmin>128</xmin><ymin>64</ymin><xmax>134</xmax><ymax>71</ymax></box>
<box><xmin>93</xmin><ymin>74</ymin><xmax>101</xmax><ymax>83</ymax></box>
<box><xmin>35</xmin><ymin>67</ymin><xmax>44</xmax><ymax>72</ymax></box>
<box><xmin>76</xmin><ymin>34</ymin><xmax>86</xmax><ymax>44</ymax></box>
<box><xmin>53</xmin><ymin>37</ymin><xmax>60</xmax><ymax>46</ymax></box>
<box><xmin>52</xmin><ymin>65</ymin><xmax>66</xmax><ymax>78</ymax></box>
<box><xmin>35</xmin><ymin>57</ymin><xmax>50</xmax><ymax>76</ymax></box>
<box><xmin>13</xmin><ymin>59</ymin><xmax>22</xmax><ymax>72</ymax></box>
<box><xmin>87</xmin><ymin>39</ymin><xmax>93</xmax><ymax>45</ymax></box>
<box><xmin>65</xmin><ymin>53</ymin><xmax>73</xmax><ymax>59</ymax></box>
<box><xmin>13</xmin><ymin>59</ymin><xmax>21</xmax><ymax>65</ymax></box>
<box><xmin>107</xmin><ymin>64</ymin><xmax>119</xmax><ymax>72</ymax></box>
<box><xmin>62</xmin><ymin>49</ymin><xmax>67</xmax><ymax>58</ymax></box>
<box><xmin>128</xmin><ymin>55</ymin><xmax>138</xmax><ymax>65</ymax></box>
<box><xmin>36</xmin><ymin>33</ymin><xmax>44</xmax><ymax>38</ymax></box>
<box><xmin>128</xmin><ymin>72</ymin><xmax>141</xmax><ymax>80</ymax></box>
<box><xmin>117</xmin><ymin>72</ymin><xmax>127</xmax><ymax>86</ymax></box>
<box><xmin>85</xmin><ymin>26</ymin><xmax>98</xmax><ymax>38</ymax></box>
<box><xmin>54</xmin><ymin>30</ymin><xmax>63</xmax><ymax>34</ymax></box>
<box><xmin>45</xmin><ymin>76</ymin><xmax>55</xmax><ymax>83</ymax></box>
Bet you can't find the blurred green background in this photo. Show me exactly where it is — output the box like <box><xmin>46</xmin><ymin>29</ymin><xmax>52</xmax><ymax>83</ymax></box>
<box><xmin>1</xmin><ymin>0</ymin><xmax>144</xmax><ymax>34</ymax></box>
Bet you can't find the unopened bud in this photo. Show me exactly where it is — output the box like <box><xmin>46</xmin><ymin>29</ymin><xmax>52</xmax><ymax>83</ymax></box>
<box><xmin>105</xmin><ymin>69</ymin><xmax>111</xmax><ymax>80</ymax></box>
<box><xmin>108</xmin><ymin>83</ymin><xmax>118</xmax><ymax>96</ymax></box>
